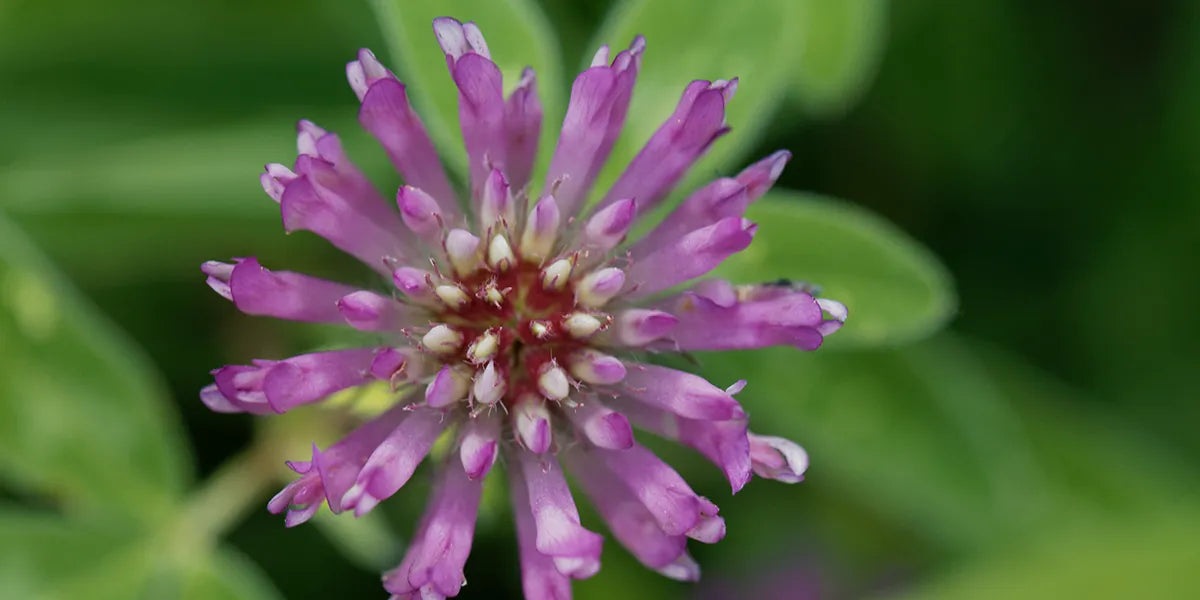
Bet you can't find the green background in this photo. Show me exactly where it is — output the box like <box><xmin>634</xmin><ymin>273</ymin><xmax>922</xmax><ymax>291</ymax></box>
<box><xmin>2</xmin><ymin>0</ymin><xmax>1197</xmax><ymax>598</ymax></box>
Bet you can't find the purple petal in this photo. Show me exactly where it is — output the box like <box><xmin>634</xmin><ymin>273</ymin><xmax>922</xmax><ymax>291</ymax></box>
<box><xmin>211</xmin><ymin>257</ymin><xmax>359</xmax><ymax>323</ymax></box>
<box><xmin>336</xmin><ymin>290</ymin><xmax>419</xmax><ymax>332</ymax></box>
<box><xmin>612</xmin><ymin>309</ymin><xmax>678</xmax><ymax>347</ymax></box>
<box><xmin>341</xmin><ymin>407</ymin><xmax>448</xmax><ymax>516</ymax></box>
<box><xmin>515</xmin><ymin>395</ymin><xmax>553</xmax><ymax>454</ymax></box>
<box><xmin>397</xmin><ymin>185</ymin><xmax>448</xmax><ymax>249</ymax></box>
<box><xmin>565</xmin><ymin>399</ymin><xmax>634</xmax><ymax>450</ymax></box>
<box><xmin>567</xmin><ymin>450</ymin><xmax>689</xmax><ymax>570</ymax></box>
<box><xmin>611</xmin><ymin>396</ymin><xmax>751</xmax><ymax>493</ymax></box>
<box><xmin>434</xmin><ymin>19</ymin><xmax>506</xmax><ymax>196</ymax></box>
<box><xmin>459</xmin><ymin>412</ymin><xmax>500</xmax><ymax>480</ymax></box>
<box><xmin>292</xmin><ymin>121</ymin><xmax>406</xmax><ymax>229</ymax></box>
<box><xmin>570</xmin><ymin>443</ymin><xmax>721</xmax><ymax>541</ymax></box>
<box><xmin>509</xmin><ymin>459</ymin><xmax>574</xmax><ymax>600</ymax></box>
<box><xmin>209</xmin><ymin>347</ymin><xmax>377</xmax><ymax>414</ymax></box>
<box><xmin>383</xmin><ymin>456</ymin><xmax>483</xmax><ymax>599</ymax></box>
<box><xmin>624</xmin><ymin>217</ymin><xmax>756</xmax><ymax>299</ymax></box>
<box><xmin>314</xmin><ymin>400</ymin><xmax>415</xmax><ymax>513</ymax></box>
<box><xmin>749</xmin><ymin>433</ymin><xmax>809</xmax><ymax>483</ymax></box>
<box><xmin>544</xmin><ymin>36</ymin><xmax>645</xmax><ymax>218</ymax></box>
<box><xmin>652</xmin><ymin>283</ymin><xmax>827</xmax><ymax>351</ymax></box>
<box><xmin>369</xmin><ymin>347</ymin><xmax>425</xmax><ymax>385</ymax></box>
<box><xmin>280</xmin><ymin>159</ymin><xmax>410</xmax><ymax>275</ymax></box>
<box><xmin>477</xmin><ymin>168</ymin><xmax>514</xmax><ymax>230</ymax></box>
<box><xmin>353</xmin><ymin>50</ymin><xmax>458</xmax><ymax>215</ymax></box>
<box><xmin>511</xmin><ymin>449</ymin><xmax>603</xmax><ymax>577</ymax></box>
<box><xmin>580</xmin><ymin>197</ymin><xmax>636</xmax><ymax>261</ymax></box>
<box><xmin>620</xmin><ymin>363</ymin><xmax>745</xmax><ymax>421</ymax></box>
<box><xmin>596</xmin><ymin>79</ymin><xmax>736</xmax><ymax>218</ymax></box>
<box><xmin>267</xmin><ymin>459</ymin><xmax>326</xmax><ymax>527</ymax></box>
<box><xmin>630</xmin><ymin>151</ymin><xmax>786</xmax><ymax>259</ymax></box>
<box><xmin>504</xmin><ymin>67</ymin><xmax>543</xmax><ymax>191</ymax></box>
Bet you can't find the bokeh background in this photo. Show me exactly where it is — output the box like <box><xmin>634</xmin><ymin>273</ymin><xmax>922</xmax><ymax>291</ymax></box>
<box><xmin>2</xmin><ymin>0</ymin><xmax>1198</xmax><ymax>598</ymax></box>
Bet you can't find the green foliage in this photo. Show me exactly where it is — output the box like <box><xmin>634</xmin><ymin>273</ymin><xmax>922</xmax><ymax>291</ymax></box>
<box><xmin>0</xmin><ymin>213</ymin><xmax>188</xmax><ymax>524</ymax></box>
<box><xmin>0</xmin><ymin>214</ymin><xmax>282</xmax><ymax>599</ymax></box>
<box><xmin>717</xmin><ymin>191</ymin><xmax>957</xmax><ymax>348</ymax></box>
<box><xmin>588</xmin><ymin>0</ymin><xmax>803</xmax><ymax>200</ymax></box>
<box><xmin>792</xmin><ymin>0</ymin><xmax>889</xmax><ymax>117</ymax></box>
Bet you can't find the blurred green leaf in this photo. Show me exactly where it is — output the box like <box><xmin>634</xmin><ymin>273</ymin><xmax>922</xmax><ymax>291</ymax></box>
<box><xmin>0</xmin><ymin>213</ymin><xmax>188</xmax><ymax>523</ymax></box>
<box><xmin>368</xmin><ymin>0</ymin><xmax>565</xmax><ymax>178</ymax></box>
<box><xmin>180</xmin><ymin>549</ymin><xmax>285</xmax><ymax>600</ymax></box>
<box><xmin>793</xmin><ymin>0</ymin><xmax>889</xmax><ymax>118</ymax></box>
<box><xmin>696</xmin><ymin>337</ymin><xmax>1036</xmax><ymax>549</ymax></box>
<box><xmin>696</xmin><ymin>332</ymin><xmax>1197</xmax><ymax>555</ymax></box>
<box><xmin>0</xmin><ymin>508</ymin><xmax>138</xmax><ymax>600</ymax></box>
<box><xmin>0</xmin><ymin>114</ymin><xmax>366</xmax><ymax>218</ymax></box>
<box><xmin>588</xmin><ymin>0</ymin><xmax>802</xmax><ymax>202</ymax></box>
<box><xmin>899</xmin><ymin>512</ymin><xmax>1200</xmax><ymax>600</ymax></box>
<box><xmin>716</xmin><ymin>191</ymin><xmax>956</xmax><ymax>349</ymax></box>
<box><xmin>310</xmin><ymin>507</ymin><xmax>404</xmax><ymax>573</ymax></box>
<box><xmin>0</xmin><ymin>507</ymin><xmax>283</xmax><ymax>600</ymax></box>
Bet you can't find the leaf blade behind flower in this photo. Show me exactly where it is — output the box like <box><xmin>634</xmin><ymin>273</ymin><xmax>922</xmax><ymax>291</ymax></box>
<box><xmin>716</xmin><ymin>191</ymin><xmax>957</xmax><ymax>349</ymax></box>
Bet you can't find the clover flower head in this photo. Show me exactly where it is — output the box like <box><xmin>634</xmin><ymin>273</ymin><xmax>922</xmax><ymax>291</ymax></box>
<box><xmin>201</xmin><ymin>16</ymin><xmax>846</xmax><ymax>599</ymax></box>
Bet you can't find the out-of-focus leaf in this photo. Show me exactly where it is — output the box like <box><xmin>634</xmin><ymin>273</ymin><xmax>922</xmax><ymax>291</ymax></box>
<box><xmin>0</xmin><ymin>113</ymin><xmax>372</xmax><ymax>217</ymax></box>
<box><xmin>588</xmin><ymin>0</ymin><xmax>802</xmax><ymax>203</ymax></box>
<box><xmin>695</xmin><ymin>336</ymin><xmax>1037</xmax><ymax>549</ymax></box>
<box><xmin>310</xmin><ymin>508</ymin><xmax>403</xmax><ymax>572</ymax></box>
<box><xmin>716</xmin><ymin>191</ymin><xmax>956</xmax><ymax>349</ymax></box>
<box><xmin>695</xmin><ymin>332</ymin><xmax>1197</xmax><ymax>555</ymax></box>
<box><xmin>368</xmin><ymin>0</ymin><xmax>565</xmax><ymax>178</ymax></box>
<box><xmin>898</xmin><ymin>513</ymin><xmax>1200</xmax><ymax>600</ymax></box>
<box><xmin>0</xmin><ymin>508</ymin><xmax>139</xmax><ymax>600</ymax></box>
<box><xmin>793</xmin><ymin>0</ymin><xmax>889</xmax><ymax>117</ymax></box>
<box><xmin>973</xmin><ymin>341</ymin><xmax>1200</xmax><ymax>514</ymax></box>
<box><xmin>180</xmin><ymin>549</ymin><xmax>285</xmax><ymax>600</ymax></box>
<box><xmin>0</xmin><ymin>508</ymin><xmax>284</xmax><ymax>600</ymax></box>
<box><xmin>0</xmin><ymin>213</ymin><xmax>188</xmax><ymax>523</ymax></box>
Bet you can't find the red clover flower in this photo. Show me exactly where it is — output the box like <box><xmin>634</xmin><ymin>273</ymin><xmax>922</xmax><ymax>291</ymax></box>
<box><xmin>201</xmin><ymin>16</ymin><xmax>846</xmax><ymax>599</ymax></box>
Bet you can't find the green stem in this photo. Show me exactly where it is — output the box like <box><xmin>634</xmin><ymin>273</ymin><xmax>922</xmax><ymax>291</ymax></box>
<box><xmin>170</xmin><ymin>427</ymin><xmax>292</xmax><ymax>554</ymax></box>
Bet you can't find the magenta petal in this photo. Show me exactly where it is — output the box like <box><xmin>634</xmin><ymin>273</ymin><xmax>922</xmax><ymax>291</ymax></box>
<box><xmin>574</xmin><ymin>443</ymin><xmax>720</xmax><ymax>540</ymax></box>
<box><xmin>504</xmin><ymin>67</ymin><xmax>543</xmax><ymax>191</ymax></box>
<box><xmin>369</xmin><ymin>347</ymin><xmax>424</xmax><ymax>384</ymax></box>
<box><xmin>612</xmin><ymin>309</ymin><xmax>678</xmax><ymax>347</ymax></box>
<box><xmin>280</xmin><ymin>159</ymin><xmax>410</xmax><ymax>275</ymax></box>
<box><xmin>624</xmin><ymin>217</ymin><xmax>755</xmax><ymax>298</ymax></box>
<box><xmin>259</xmin><ymin>348</ymin><xmax>378</xmax><ymax>413</ymax></box>
<box><xmin>312</xmin><ymin>401</ymin><xmax>414</xmax><ymax>513</ymax></box>
<box><xmin>441</xmin><ymin>33</ymin><xmax>506</xmax><ymax>194</ymax></box>
<box><xmin>459</xmin><ymin>412</ymin><xmax>501</xmax><ymax>480</ymax></box>
<box><xmin>208</xmin><ymin>347</ymin><xmax>377</xmax><ymax>414</ymax></box>
<box><xmin>342</xmin><ymin>407</ymin><xmax>448</xmax><ymax>516</ymax></box>
<box><xmin>620</xmin><ymin>364</ymin><xmax>744</xmax><ymax>421</ymax></box>
<box><xmin>357</xmin><ymin>71</ymin><xmax>459</xmax><ymax>215</ymax></box>
<box><xmin>596</xmin><ymin>79</ymin><xmax>735</xmax><ymax>217</ymax></box>
<box><xmin>336</xmin><ymin>290</ymin><xmax>418</xmax><ymax>331</ymax></box>
<box><xmin>383</xmin><ymin>456</ymin><xmax>482</xmax><ymax>599</ymax></box>
<box><xmin>292</xmin><ymin>123</ymin><xmax>405</xmax><ymax>228</ymax></box>
<box><xmin>749</xmin><ymin>433</ymin><xmax>809</xmax><ymax>483</ymax></box>
<box><xmin>268</xmin><ymin>461</ymin><xmax>326</xmax><ymax>527</ymax></box>
<box><xmin>512</xmin><ymin>449</ymin><xmax>603</xmax><ymax>578</ymax></box>
<box><xmin>612</xmin><ymin>395</ymin><xmax>751</xmax><ymax>493</ymax></box>
<box><xmin>544</xmin><ymin>36</ymin><xmax>644</xmax><ymax>218</ymax></box>
<box><xmin>654</xmin><ymin>284</ymin><xmax>827</xmax><ymax>351</ymax></box>
<box><xmin>216</xmin><ymin>257</ymin><xmax>359</xmax><ymax>323</ymax></box>
<box><xmin>509</xmin><ymin>459</ymin><xmax>574</xmax><ymax>600</ymax></box>
<box><xmin>566</xmin><ymin>400</ymin><xmax>634</xmax><ymax>450</ymax></box>
<box><xmin>567</xmin><ymin>450</ymin><xmax>688</xmax><ymax>570</ymax></box>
